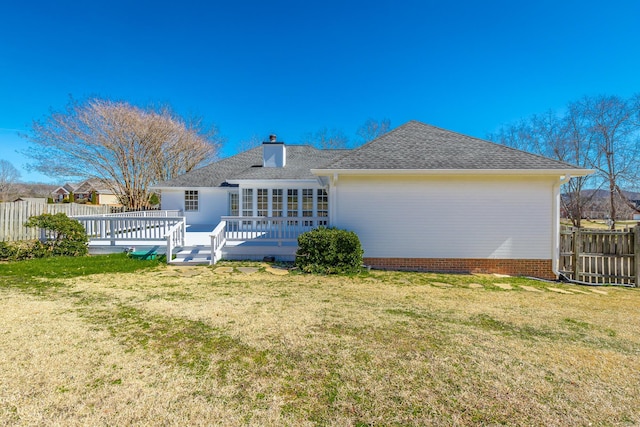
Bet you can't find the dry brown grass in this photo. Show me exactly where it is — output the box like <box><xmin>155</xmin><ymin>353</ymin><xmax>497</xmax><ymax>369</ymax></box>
<box><xmin>1</xmin><ymin>262</ymin><xmax>640</xmax><ymax>426</ymax></box>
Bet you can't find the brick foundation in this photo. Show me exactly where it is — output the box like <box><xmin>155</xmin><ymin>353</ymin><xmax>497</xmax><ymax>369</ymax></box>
<box><xmin>363</xmin><ymin>258</ymin><xmax>556</xmax><ymax>280</ymax></box>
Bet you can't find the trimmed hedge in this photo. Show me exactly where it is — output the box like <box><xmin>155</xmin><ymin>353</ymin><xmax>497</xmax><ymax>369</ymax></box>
<box><xmin>295</xmin><ymin>227</ymin><xmax>363</xmax><ymax>274</ymax></box>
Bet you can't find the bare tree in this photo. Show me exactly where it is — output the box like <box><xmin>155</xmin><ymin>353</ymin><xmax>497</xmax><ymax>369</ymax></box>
<box><xmin>489</xmin><ymin>109</ymin><xmax>596</xmax><ymax>227</ymax></box>
<box><xmin>24</xmin><ymin>97</ymin><xmax>222</xmax><ymax>209</ymax></box>
<box><xmin>576</xmin><ymin>95</ymin><xmax>640</xmax><ymax>228</ymax></box>
<box><xmin>237</xmin><ymin>134</ymin><xmax>263</xmax><ymax>152</ymax></box>
<box><xmin>356</xmin><ymin>118</ymin><xmax>391</xmax><ymax>144</ymax></box>
<box><xmin>0</xmin><ymin>160</ymin><xmax>21</xmax><ymax>202</ymax></box>
<box><xmin>490</xmin><ymin>94</ymin><xmax>640</xmax><ymax>228</ymax></box>
<box><xmin>300</xmin><ymin>128</ymin><xmax>349</xmax><ymax>149</ymax></box>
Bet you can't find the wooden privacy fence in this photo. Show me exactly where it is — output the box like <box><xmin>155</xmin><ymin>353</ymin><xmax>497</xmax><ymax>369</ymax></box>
<box><xmin>559</xmin><ymin>226</ymin><xmax>639</xmax><ymax>287</ymax></box>
<box><xmin>0</xmin><ymin>202</ymin><xmax>111</xmax><ymax>242</ymax></box>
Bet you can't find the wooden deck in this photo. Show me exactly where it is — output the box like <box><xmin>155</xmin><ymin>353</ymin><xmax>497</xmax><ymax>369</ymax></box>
<box><xmin>77</xmin><ymin>213</ymin><xmax>307</xmax><ymax>264</ymax></box>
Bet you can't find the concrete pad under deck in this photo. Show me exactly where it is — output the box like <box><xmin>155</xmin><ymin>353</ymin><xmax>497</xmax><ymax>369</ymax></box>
<box><xmin>222</xmin><ymin>241</ymin><xmax>298</xmax><ymax>261</ymax></box>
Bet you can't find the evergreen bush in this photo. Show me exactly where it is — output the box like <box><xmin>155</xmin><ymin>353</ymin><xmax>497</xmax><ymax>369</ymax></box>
<box><xmin>295</xmin><ymin>227</ymin><xmax>363</xmax><ymax>274</ymax></box>
<box><xmin>24</xmin><ymin>213</ymin><xmax>88</xmax><ymax>257</ymax></box>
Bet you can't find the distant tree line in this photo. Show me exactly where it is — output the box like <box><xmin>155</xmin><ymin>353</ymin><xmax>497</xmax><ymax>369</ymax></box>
<box><xmin>239</xmin><ymin>118</ymin><xmax>392</xmax><ymax>150</ymax></box>
<box><xmin>488</xmin><ymin>94</ymin><xmax>640</xmax><ymax>228</ymax></box>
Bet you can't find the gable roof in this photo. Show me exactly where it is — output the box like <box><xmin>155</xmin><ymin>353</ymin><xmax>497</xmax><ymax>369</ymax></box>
<box><xmin>154</xmin><ymin>145</ymin><xmax>347</xmax><ymax>188</ymax></box>
<box><xmin>317</xmin><ymin>120</ymin><xmax>587</xmax><ymax>172</ymax></box>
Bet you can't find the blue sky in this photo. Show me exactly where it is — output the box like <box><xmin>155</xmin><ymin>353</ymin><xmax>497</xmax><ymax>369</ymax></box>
<box><xmin>1</xmin><ymin>0</ymin><xmax>639</xmax><ymax>183</ymax></box>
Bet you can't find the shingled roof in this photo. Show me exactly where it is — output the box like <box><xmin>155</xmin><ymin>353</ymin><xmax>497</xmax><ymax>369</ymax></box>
<box><xmin>155</xmin><ymin>120</ymin><xmax>588</xmax><ymax>189</ymax></box>
<box><xmin>154</xmin><ymin>145</ymin><xmax>347</xmax><ymax>188</ymax></box>
<box><xmin>319</xmin><ymin>120</ymin><xmax>586</xmax><ymax>171</ymax></box>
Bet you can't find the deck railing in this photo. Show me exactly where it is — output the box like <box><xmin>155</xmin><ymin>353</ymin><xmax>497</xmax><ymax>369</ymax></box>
<box><xmin>102</xmin><ymin>210</ymin><xmax>183</xmax><ymax>218</ymax></box>
<box><xmin>166</xmin><ymin>220</ymin><xmax>187</xmax><ymax>263</ymax></box>
<box><xmin>221</xmin><ymin>216</ymin><xmax>327</xmax><ymax>245</ymax></box>
<box><xmin>209</xmin><ymin>221</ymin><xmax>227</xmax><ymax>265</ymax></box>
<box><xmin>73</xmin><ymin>212</ymin><xmax>186</xmax><ymax>246</ymax></box>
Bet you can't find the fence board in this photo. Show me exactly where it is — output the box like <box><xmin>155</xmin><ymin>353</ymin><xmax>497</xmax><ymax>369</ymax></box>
<box><xmin>0</xmin><ymin>202</ymin><xmax>112</xmax><ymax>242</ymax></box>
<box><xmin>559</xmin><ymin>227</ymin><xmax>637</xmax><ymax>287</ymax></box>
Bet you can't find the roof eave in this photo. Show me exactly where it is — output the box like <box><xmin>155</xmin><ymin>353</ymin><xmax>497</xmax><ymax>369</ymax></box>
<box><xmin>311</xmin><ymin>168</ymin><xmax>594</xmax><ymax>177</ymax></box>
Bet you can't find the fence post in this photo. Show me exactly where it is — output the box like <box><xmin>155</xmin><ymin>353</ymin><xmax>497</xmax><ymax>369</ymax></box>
<box><xmin>634</xmin><ymin>227</ymin><xmax>640</xmax><ymax>288</ymax></box>
<box><xmin>110</xmin><ymin>219</ymin><xmax>116</xmax><ymax>246</ymax></box>
<box><xmin>572</xmin><ymin>228</ymin><xmax>582</xmax><ymax>282</ymax></box>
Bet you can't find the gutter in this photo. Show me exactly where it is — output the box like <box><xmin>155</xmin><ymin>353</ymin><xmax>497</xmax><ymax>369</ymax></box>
<box><xmin>311</xmin><ymin>168</ymin><xmax>594</xmax><ymax>177</ymax></box>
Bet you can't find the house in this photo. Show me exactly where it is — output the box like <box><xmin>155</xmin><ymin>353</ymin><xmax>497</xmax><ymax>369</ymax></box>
<box><xmin>51</xmin><ymin>179</ymin><xmax>121</xmax><ymax>205</ymax></box>
<box><xmin>51</xmin><ymin>183</ymin><xmax>76</xmax><ymax>203</ymax></box>
<box><xmin>153</xmin><ymin>120</ymin><xmax>591</xmax><ymax>278</ymax></box>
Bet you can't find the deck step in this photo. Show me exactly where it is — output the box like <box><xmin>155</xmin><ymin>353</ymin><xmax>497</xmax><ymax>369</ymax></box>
<box><xmin>170</xmin><ymin>247</ymin><xmax>211</xmax><ymax>265</ymax></box>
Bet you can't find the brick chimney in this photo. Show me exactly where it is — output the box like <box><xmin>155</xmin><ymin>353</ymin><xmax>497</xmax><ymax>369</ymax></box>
<box><xmin>263</xmin><ymin>134</ymin><xmax>286</xmax><ymax>168</ymax></box>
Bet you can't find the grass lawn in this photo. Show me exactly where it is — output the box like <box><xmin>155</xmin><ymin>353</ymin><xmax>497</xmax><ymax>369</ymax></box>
<box><xmin>1</xmin><ymin>255</ymin><xmax>639</xmax><ymax>425</ymax></box>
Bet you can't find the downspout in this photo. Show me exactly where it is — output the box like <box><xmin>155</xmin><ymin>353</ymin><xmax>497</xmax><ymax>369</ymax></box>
<box><xmin>330</xmin><ymin>173</ymin><xmax>338</xmax><ymax>227</ymax></box>
<box><xmin>552</xmin><ymin>174</ymin><xmax>571</xmax><ymax>276</ymax></box>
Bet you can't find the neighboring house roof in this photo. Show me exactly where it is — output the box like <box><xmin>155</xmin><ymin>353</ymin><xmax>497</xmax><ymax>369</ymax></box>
<box><xmin>318</xmin><ymin>120</ymin><xmax>588</xmax><ymax>172</ymax></box>
<box><xmin>154</xmin><ymin>120</ymin><xmax>590</xmax><ymax>189</ymax></box>
<box><xmin>53</xmin><ymin>179</ymin><xmax>118</xmax><ymax>196</ymax></box>
<box><xmin>155</xmin><ymin>145</ymin><xmax>348</xmax><ymax>188</ymax></box>
<box><xmin>75</xmin><ymin>178</ymin><xmax>116</xmax><ymax>195</ymax></box>
<box><xmin>52</xmin><ymin>186</ymin><xmax>70</xmax><ymax>195</ymax></box>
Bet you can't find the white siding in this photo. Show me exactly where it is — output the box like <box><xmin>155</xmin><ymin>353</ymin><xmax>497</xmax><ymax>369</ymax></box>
<box><xmin>333</xmin><ymin>175</ymin><xmax>555</xmax><ymax>260</ymax></box>
<box><xmin>161</xmin><ymin>188</ymin><xmax>229</xmax><ymax>225</ymax></box>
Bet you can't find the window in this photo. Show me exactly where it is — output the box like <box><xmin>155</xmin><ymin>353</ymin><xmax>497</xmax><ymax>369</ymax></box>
<box><xmin>302</xmin><ymin>188</ymin><xmax>314</xmax><ymax>226</ymax></box>
<box><xmin>317</xmin><ymin>189</ymin><xmax>328</xmax><ymax>226</ymax></box>
<box><xmin>302</xmin><ymin>189</ymin><xmax>313</xmax><ymax>217</ymax></box>
<box><xmin>272</xmin><ymin>189</ymin><xmax>283</xmax><ymax>217</ymax></box>
<box><xmin>185</xmin><ymin>190</ymin><xmax>198</xmax><ymax>212</ymax></box>
<box><xmin>242</xmin><ymin>188</ymin><xmax>253</xmax><ymax>217</ymax></box>
<box><xmin>229</xmin><ymin>192</ymin><xmax>239</xmax><ymax>216</ymax></box>
<box><xmin>287</xmin><ymin>189</ymin><xmax>298</xmax><ymax>218</ymax></box>
<box><xmin>257</xmin><ymin>189</ymin><xmax>268</xmax><ymax>217</ymax></box>
<box><xmin>287</xmin><ymin>189</ymin><xmax>298</xmax><ymax>225</ymax></box>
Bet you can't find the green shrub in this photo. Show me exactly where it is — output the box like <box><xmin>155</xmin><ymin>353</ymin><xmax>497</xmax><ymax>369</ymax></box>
<box><xmin>0</xmin><ymin>240</ymin><xmax>49</xmax><ymax>261</ymax></box>
<box><xmin>295</xmin><ymin>227</ymin><xmax>363</xmax><ymax>274</ymax></box>
<box><xmin>149</xmin><ymin>193</ymin><xmax>160</xmax><ymax>206</ymax></box>
<box><xmin>0</xmin><ymin>241</ymin><xmax>16</xmax><ymax>260</ymax></box>
<box><xmin>24</xmin><ymin>213</ymin><xmax>88</xmax><ymax>257</ymax></box>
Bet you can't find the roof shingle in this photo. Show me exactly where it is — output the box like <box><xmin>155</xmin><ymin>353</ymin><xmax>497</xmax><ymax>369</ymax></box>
<box><xmin>155</xmin><ymin>120</ymin><xmax>587</xmax><ymax>189</ymax></box>
<box><xmin>154</xmin><ymin>145</ymin><xmax>347</xmax><ymax>188</ymax></box>
<box><xmin>322</xmin><ymin>120</ymin><xmax>585</xmax><ymax>171</ymax></box>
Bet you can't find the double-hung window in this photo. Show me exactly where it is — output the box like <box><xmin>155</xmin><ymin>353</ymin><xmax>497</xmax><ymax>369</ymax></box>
<box><xmin>272</xmin><ymin>189</ymin><xmax>283</xmax><ymax>217</ymax></box>
<box><xmin>185</xmin><ymin>190</ymin><xmax>199</xmax><ymax>212</ymax></box>
<box><xmin>241</xmin><ymin>189</ymin><xmax>254</xmax><ymax>227</ymax></box>
<box><xmin>302</xmin><ymin>188</ymin><xmax>314</xmax><ymax>226</ymax></box>
<box><xmin>257</xmin><ymin>189</ymin><xmax>269</xmax><ymax>217</ymax></box>
<box><xmin>317</xmin><ymin>189</ymin><xmax>328</xmax><ymax>226</ymax></box>
<box><xmin>229</xmin><ymin>192</ymin><xmax>239</xmax><ymax>216</ymax></box>
<box><xmin>287</xmin><ymin>189</ymin><xmax>298</xmax><ymax>225</ymax></box>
